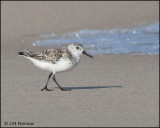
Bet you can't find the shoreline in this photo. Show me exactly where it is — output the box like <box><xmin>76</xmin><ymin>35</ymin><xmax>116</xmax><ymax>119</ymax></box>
<box><xmin>2</xmin><ymin>1</ymin><xmax>159</xmax><ymax>127</ymax></box>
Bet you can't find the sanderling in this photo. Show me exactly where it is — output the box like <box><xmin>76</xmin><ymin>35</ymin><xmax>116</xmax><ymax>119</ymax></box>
<box><xmin>18</xmin><ymin>43</ymin><xmax>93</xmax><ymax>91</ymax></box>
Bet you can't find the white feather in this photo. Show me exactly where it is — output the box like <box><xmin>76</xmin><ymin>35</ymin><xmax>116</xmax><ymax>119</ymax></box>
<box><xmin>25</xmin><ymin>56</ymin><xmax>79</xmax><ymax>74</ymax></box>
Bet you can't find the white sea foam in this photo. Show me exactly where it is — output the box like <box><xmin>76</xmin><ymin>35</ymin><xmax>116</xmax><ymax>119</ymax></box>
<box><xmin>34</xmin><ymin>22</ymin><xmax>159</xmax><ymax>55</ymax></box>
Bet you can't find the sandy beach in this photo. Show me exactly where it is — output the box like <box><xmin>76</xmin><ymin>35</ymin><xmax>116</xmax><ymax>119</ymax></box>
<box><xmin>1</xmin><ymin>1</ymin><xmax>159</xmax><ymax>127</ymax></box>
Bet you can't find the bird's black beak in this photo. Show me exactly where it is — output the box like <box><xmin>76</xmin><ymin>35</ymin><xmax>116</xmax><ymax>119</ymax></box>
<box><xmin>82</xmin><ymin>50</ymin><xmax>93</xmax><ymax>58</ymax></box>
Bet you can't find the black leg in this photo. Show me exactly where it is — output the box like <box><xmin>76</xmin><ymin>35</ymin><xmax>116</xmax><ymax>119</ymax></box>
<box><xmin>52</xmin><ymin>74</ymin><xmax>71</xmax><ymax>91</ymax></box>
<box><xmin>41</xmin><ymin>73</ymin><xmax>53</xmax><ymax>91</ymax></box>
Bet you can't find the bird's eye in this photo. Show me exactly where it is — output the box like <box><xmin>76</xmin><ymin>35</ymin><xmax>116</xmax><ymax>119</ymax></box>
<box><xmin>76</xmin><ymin>47</ymin><xmax>79</xmax><ymax>49</ymax></box>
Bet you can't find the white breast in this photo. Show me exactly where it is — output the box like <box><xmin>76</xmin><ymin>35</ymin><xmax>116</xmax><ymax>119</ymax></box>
<box><xmin>27</xmin><ymin>57</ymin><xmax>79</xmax><ymax>73</ymax></box>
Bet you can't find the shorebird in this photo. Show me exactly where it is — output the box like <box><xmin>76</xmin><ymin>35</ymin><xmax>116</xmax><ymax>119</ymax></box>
<box><xmin>18</xmin><ymin>43</ymin><xmax>93</xmax><ymax>91</ymax></box>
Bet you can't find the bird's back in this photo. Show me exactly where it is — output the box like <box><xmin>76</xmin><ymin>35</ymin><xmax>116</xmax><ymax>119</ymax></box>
<box><xmin>18</xmin><ymin>48</ymin><xmax>79</xmax><ymax>73</ymax></box>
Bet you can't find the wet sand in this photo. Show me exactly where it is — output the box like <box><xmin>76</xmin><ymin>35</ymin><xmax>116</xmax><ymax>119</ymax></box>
<box><xmin>1</xmin><ymin>1</ymin><xmax>159</xmax><ymax>127</ymax></box>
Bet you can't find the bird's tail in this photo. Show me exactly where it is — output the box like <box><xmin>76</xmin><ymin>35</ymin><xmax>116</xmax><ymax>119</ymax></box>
<box><xmin>18</xmin><ymin>52</ymin><xmax>25</xmax><ymax>56</ymax></box>
<box><xmin>18</xmin><ymin>50</ymin><xmax>31</xmax><ymax>57</ymax></box>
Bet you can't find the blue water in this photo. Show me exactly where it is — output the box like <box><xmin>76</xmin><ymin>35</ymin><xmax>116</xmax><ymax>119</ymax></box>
<box><xmin>34</xmin><ymin>22</ymin><xmax>159</xmax><ymax>55</ymax></box>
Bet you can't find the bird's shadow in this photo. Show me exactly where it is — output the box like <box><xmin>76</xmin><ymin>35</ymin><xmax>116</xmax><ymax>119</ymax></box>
<box><xmin>62</xmin><ymin>85</ymin><xmax>122</xmax><ymax>90</ymax></box>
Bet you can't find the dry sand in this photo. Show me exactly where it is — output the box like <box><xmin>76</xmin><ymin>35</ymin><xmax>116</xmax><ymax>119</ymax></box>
<box><xmin>1</xmin><ymin>1</ymin><xmax>159</xmax><ymax>127</ymax></box>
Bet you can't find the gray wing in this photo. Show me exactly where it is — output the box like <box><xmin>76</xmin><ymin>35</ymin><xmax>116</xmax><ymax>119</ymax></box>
<box><xmin>26</xmin><ymin>49</ymin><xmax>64</xmax><ymax>64</ymax></box>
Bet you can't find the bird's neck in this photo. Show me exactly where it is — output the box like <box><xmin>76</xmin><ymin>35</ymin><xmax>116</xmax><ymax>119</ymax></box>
<box><xmin>67</xmin><ymin>49</ymin><xmax>81</xmax><ymax>63</ymax></box>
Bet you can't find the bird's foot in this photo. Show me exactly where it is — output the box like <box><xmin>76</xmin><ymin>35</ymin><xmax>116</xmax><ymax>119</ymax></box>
<box><xmin>41</xmin><ymin>87</ymin><xmax>54</xmax><ymax>91</ymax></box>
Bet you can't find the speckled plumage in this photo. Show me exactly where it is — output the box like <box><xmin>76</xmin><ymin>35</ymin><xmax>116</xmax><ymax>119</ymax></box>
<box><xmin>18</xmin><ymin>43</ymin><xmax>93</xmax><ymax>91</ymax></box>
<box><xmin>25</xmin><ymin>48</ymin><xmax>74</xmax><ymax>64</ymax></box>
